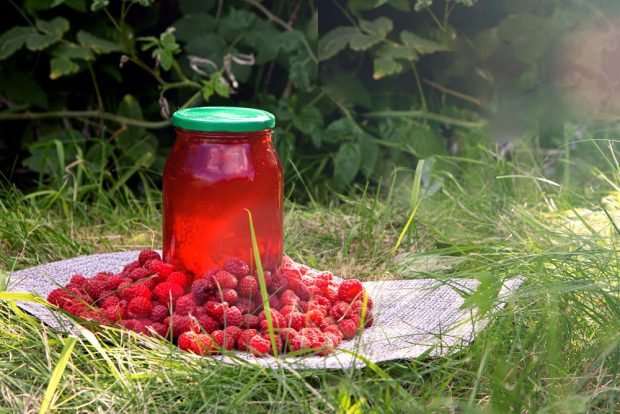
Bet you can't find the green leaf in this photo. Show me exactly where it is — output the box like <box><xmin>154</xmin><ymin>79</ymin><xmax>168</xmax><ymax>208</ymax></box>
<box><xmin>214</xmin><ymin>80</ymin><xmax>229</xmax><ymax>98</ymax></box>
<box><xmin>0</xmin><ymin>68</ymin><xmax>49</xmax><ymax>108</ymax></box>
<box><xmin>349</xmin><ymin>32</ymin><xmax>381</xmax><ymax>51</ymax></box>
<box><xmin>289</xmin><ymin>52</ymin><xmax>313</xmax><ymax>91</ymax></box>
<box><xmin>373</xmin><ymin>55</ymin><xmax>403</xmax><ymax>80</ymax></box>
<box><xmin>173</xmin><ymin>13</ymin><xmax>216</xmax><ymax>43</ymax></box>
<box><xmin>0</xmin><ymin>27</ymin><xmax>37</xmax><ymax>60</ymax></box>
<box><xmin>91</xmin><ymin>0</ymin><xmax>109</xmax><ymax>11</ymax></box>
<box><xmin>333</xmin><ymin>142</ymin><xmax>362</xmax><ymax>187</ymax></box>
<box><xmin>202</xmin><ymin>81</ymin><xmax>214</xmax><ymax>101</ymax></box>
<box><xmin>52</xmin><ymin>43</ymin><xmax>94</xmax><ymax>61</ymax></box>
<box><xmin>400</xmin><ymin>31</ymin><xmax>450</xmax><ymax>54</ymax></box>
<box><xmin>359</xmin><ymin>17</ymin><xmax>393</xmax><ymax>37</ymax></box>
<box><xmin>293</xmin><ymin>106</ymin><xmax>323</xmax><ymax>135</ymax></box>
<box><xmin>322</xmin><ymin>70</ymin><xmax>371</xmax><ymax>109</ymax></box>
<box><xmin>77</xmin><ymin>30</ymin><xmax>123</xmax><ymax>54</ymax></box>
<box><xmin>50</xmin><ymin>56</ymin><xmax>80</xmax><ymax>79</ymax></box>
<box><xmin>323</xmin><ymin>118</ymin><xmax>360</xmax><ymax>144</ymax></box>
<box><xmin>386</xmin><ymin>0</ymin><xmax>410</xmax><ymax>11</ymax></box>
<box><xmin>359</xmin><ymin>133</ymin><xmax>379</xmax><ymax>178</ymax></box>
<box><xmin>117</xmin><ymin>132</ymin><xmax>157</xmax><ymax>167</ymax></box>
<box><xmin>26</xmin><ymin>33</ymin><xmax>60</xmax><ymax>51</ymax></box>
<box><xmin>36</xmin><ymin>17</ymin><xmax>70</xmax><ymax>37</ymax></box>
<box><xmin>318</xmin><ymin>26</ymin><xmax>358</xmax><ymax>61</ymax></box>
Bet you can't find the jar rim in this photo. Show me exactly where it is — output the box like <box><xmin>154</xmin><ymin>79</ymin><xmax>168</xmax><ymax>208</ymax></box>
<box><xmin>171</xmin><ymin>106</ymin><xmax>275</xmax><ymax>133</ymax></box>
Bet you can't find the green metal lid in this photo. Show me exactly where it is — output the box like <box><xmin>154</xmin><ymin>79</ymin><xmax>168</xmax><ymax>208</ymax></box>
<box><xmin>171</xmin><ymin>106</ymin><xmax>275</xmax><ymax>133</ymax></box>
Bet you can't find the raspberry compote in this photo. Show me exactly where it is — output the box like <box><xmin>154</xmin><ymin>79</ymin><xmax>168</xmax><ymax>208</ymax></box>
<box><xmin>164</xmin><ymin>107</ymin><xmax>283</xmax><ymax>278</ymax></box>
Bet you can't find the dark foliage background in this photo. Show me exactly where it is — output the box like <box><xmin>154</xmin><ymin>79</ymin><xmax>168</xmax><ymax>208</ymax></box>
<box><xmin>1</xmin><ymin>0</ymin><xmax>617</xmax><ymax>201</ymax></box>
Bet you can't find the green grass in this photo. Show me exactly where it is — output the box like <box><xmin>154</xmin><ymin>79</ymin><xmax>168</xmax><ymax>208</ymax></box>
<box><xmin>0</xmin><ymin>138</ymin><xmax>619</xmax><ymax>413</ymax></box>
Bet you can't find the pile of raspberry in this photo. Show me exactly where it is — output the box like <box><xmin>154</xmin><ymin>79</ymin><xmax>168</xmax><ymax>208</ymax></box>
<box><xmin>46</xmin><ymin>250</ymin><xmax>374</xmax><ymax>357</ymax></box>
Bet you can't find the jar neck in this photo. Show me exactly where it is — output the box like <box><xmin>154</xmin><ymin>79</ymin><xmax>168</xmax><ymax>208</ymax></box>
<box><xmin>175</xmin><ymin>128</ymin><xmax>271</xmax><ymax>144</ymax></box>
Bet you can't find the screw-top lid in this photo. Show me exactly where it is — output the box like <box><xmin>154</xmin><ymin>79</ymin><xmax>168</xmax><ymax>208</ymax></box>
<box><xmin>171</xmin><ymin>106</ymin><xmax>275</xmax><ymax>133</ymax></box>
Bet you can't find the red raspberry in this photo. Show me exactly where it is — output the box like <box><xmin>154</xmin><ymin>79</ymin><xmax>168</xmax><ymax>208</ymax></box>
<box><xmin>211</xmin><ymin>330</ymin><xmax>235</xmax><ymax>351</ymax></box>
<box><xmin>337</xmin><ymin>279</ymin><xmax>364</xmax><ymax>303</ymax></box>
<box><xmin>259</xmin><ymin>310</ymin><xmax>286</xmax><ymax>329</ymax></box>
<box><xmin>330</xmin><ymin>301</ymin><xmax>353</xmax><ymax>320</ymax></box>
<box><xmin>220</xmin><ymin>306</ymin><xmax>243</xmax><ymax>327</ymax></box>
<box><xmin>47</xmin><ymin>288</ymin><xmax>74</xmax><ymax>309</ymax></box>
<box><xmin>241</xmin><ymin>313</ymin><xmax>260</xmax><ymax>329</ymax></box>
<box><xmin>269</xmin><ymin>295</ymin><xmax>282</xmax><ymax>311</ymax></box>
<box><xmin>217</xmin><ymin>288</ymin><xmax>238</xmax><ymax>305</ymax></box>
<box><xmin>168</xmin><ymin>315</ymin><xmax>200</xmax><ymax>339</ymax></box>
<box><xmin>324</xmin><ymin>284</ymin><xmax>339</xmax><ymax>303</ymax></box>
<box><xmin>175</xmin><ymin>294</ymin><xmax>198</xmax><ymax>316</ymax></box>
<box><xmin>279</xmin><ymin>289</ymin><xmax>300</xmax><ymax>307</ymax></box>
<box><xmin>151</xmin><ymin>304</ymin><xmax>169</xmax><ymax>322</ymax></box>
<box><xmin>338</xmin><ymin>319</ymin><xmax>358</xmax><ymax>340</ymax></box>
<box><xmin>237</xmin><ymin>329</ymin><xmax>258</xmax><ymax>351</ymax></box>
<box><xmin>167</xmin><ymin>271</ymin><xmax>189</xmax><ymax>288</ymax></box>
<box><xmin>130</xmin><ymin>319</ymin><xmax>150</xmax><ymax>334</ymax></box>
<box><xmin>127</xmin><ymin>296</ymin><xmax>153</xmax><ymax>319</ymax></box>
<box><xmin>286</xmin><ymin>312</ymin><xmax>305</xmax><ymax>331</ymax></box>
<box><xmin>235</xmin><ymin>298</ymin><xmax>252</xmax><ymax>314</ymax></box>
<box><xmin>105</xmin><ymin>275</ymin><xmax>124</xmax><ymax>291</ymax></box>
<box><xmin>101</xmin><ymin>295</ymin><xmax>119</xmax><ymax>309</ymax></box>
<box><xmin>128</xmin><ymin>268</ymin><xmax>150</xmax><ymax>282</ymax></box>
<box><xmin>119</xmin><ymin>281</ymin><xmax>151</xmax><ymax>301</ymax></box>
<box><xmin>362</xmin><ymin>311</ymin><xmax>374</xmax><ymax>327</ymax></box>
<box><xmin>320</xmin><ymin>316</ymin><xmax>336</xmax><ymax>330</ymax></box>
<box><xmin>279</xmin><ymin>327</ymin><xmax>298</xmax><ymax>346</ymax></box>
<box><xmin>84</xmin><ymin>278</ymin><xmax>107</xmax><ymax>301</ymax></box>
<box><xmin>248</xmin><ymin>335</ymin><xmax>271</xmax><ymax>356</ymax></box>
<box><xmin>121</xmin><ymin>319</ymin><xmax>137</xmax><ymax>331</ymax></box>
<box><xmin>138</xmin><ymin>249</ymin><xmax>161</xmax><ymax>266</ymax></box>
<box><xmin>204</xmin><ymin>301</ymin><xmax>226</xmax><ymax>318</ymax></box>
<box><xmin>191</xmin><ymin>278</ymin><xmax>215</xmax><ymax>304</ymax></box>
<box><xmin>153</xmin><ymin>282</ymin><xmax>184</xmax><ymax>305</ymax></box>
<box><xmin>213</xmin><ymin>270</ymin><xmax>238</xmax><ymax>289</ymax></box>
<box><xmin>280</xmin><ymin>270</ymin><xmax>302</xmax><ymax>292</ymax></box>
<box><xmin>268</xmin><ymin>275</ymin><xmax>288</xmax><ymax>293</ymax></box>
<box><xmin>324</xmin><ymin>324</ymin><xmax>344</xmax><ymax>341</ymax></box>
<box><xmin>123</xmin><ymin>261</ymin><xmax>141</xmax><ymax>274</ymax></box>
<box><xmin>289</xmin><ymin>334</ymin><xmax>312</xmax><ymax>352</ymax></box>
<box><xmin>295</xmin><ymin>283</ymin><xmax>310</xmax><ymax>301</ymax></box>
<box><xmin>313</xmin><ymin>295</ymin><xmax>331</xmax><ymax>307</ymax></box>
<box><xmin>223</xmin><ymin>326</ymin><xmax>243</xmax><ymax>342</ymax></box>
<box><xmin>279</xmin><ymin>305</ymin><xmax>295</xmax><ymax>316</ymax></box>
<box><xmin>69</xmin><ymin>274</ymin><xmax>86</xmax><ymax>286</ymax></box>
<box><xmin>177</xmin><ymin>331</ymin><xmax>195</xmax><ymax>351</ymax></box>
<box><xmin>148</xmin><ymin>322</ymin><xmax>168</xmax><ymax>338</ymax></box>
<box><xmin>223</xmin><ymin>257</ymin><xmax>250</xmax><ymax>277</ymax></box>
<box><xmin>260</xmin><ymin>332</ymin><xmax>282</xmax><ymax>354</ymax></box>
<box><xmin>237</xmin><ymin>276</ymin><xmax>259</xmax><ymax>298</ymax></box>
<box><xmin>145</xmin><ymin>259</ymin><xmax>173</xmax><ymax>277</ymax></box>
<box><xmin>314</xmin><ymin>272</ymin><xmax>333</xmax><ymax>289</ymax></box>
<box><xmin>305</xmin><ymin>309</ymin><xmax>324</xmax><ymax>326</ymax></box>
<box><xmin>197</xmin><ymin>315</ymin><xmax>220</xmax><ymax>333</ymax></box>
<box><xmin>101</xmin><ymin>305</ymin><xmax>125</xmax><ymax>322</ymax></box>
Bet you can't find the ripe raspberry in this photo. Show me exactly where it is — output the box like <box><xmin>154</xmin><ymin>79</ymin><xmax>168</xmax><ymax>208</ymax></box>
<box><xmin>145</xmin><ymin>259</ymin><xmax>173</xmax><ymax>277</ymax></box>
<box><xmin>204</xmin><ymin>301</ymin><xmax>226</xmax><ymax>318</ymax></box>
<box><xmin>127</xmin><ymin>296</ymin><xmax>153</xmax><ymax>319</ymax></box>
<box><xmin>153</xmin><ymin>282</ymin><xmax>184</xmax><ymax>305</ymax></box>
<box><xmin>105</xmin><ymin>275</ymin><xmax>124</xmax><ymax>291</ymax></box>
<box><xmin>69</xmin><ymin>274</ymin><xmax>86</xmax><ymax>286</ymax></box>
<box><xmin>260</xmin><ymin>332</ymin><xmax>282</xmax><ymax>354</ymax></box>
<box><xmin>338</xmin><ymin>319</ymin><xmax>358</xmax><ymax>340</ymax></box>
<box><xmin>320</xmin><ymin>316</ymin><xmax>336</xmax><ymax>330</ymax></box>
<box><xmin>237</xmin><ymin>329</ymin><xmax>258</xmax><ymax>351</ymax></box>
<box><xmin>175</xmin><ymin>294</ymin><xmax>198</xmax><ymax>316</ymax></box>
<box><xmin>314</xmin><ymin>272</ymin><xmax>333</xmax><ymax>289</ymax></box>
<box><xmin>248</xmin><ymin>335</ymin><xmax>271</xmax><ymax>356</ymax></box>
<box><xmin>268</xmin><ymin>275</ymin><xmax>288</xmax><ymax>293</ymax></box>
<box><xmin>123</xmin><ymin>261</ymin><xmax>141</xmax><ymax>274</ymax></box>
<box><xmin>269</xmin><ymin>295</ymin><xmax>282</xmax><ymax>311</ymax></box>
<box><xmin>289</xmin><ymin>334</ymin><xmax>312</xmax><ymax>352</ymax></box>
<box><xmin>217</xmin><ymin>288</ymin><xmax>238</xmax><ymax>305</ymax></box>
<box><xmin>130</xmin><ymin>319</ymin><xmax>150</xmax><ymax>334</ymax></box>
<box><xmin>191</xmin><ymin>278</ymin><xmax>214</xmax><ymax>304</ymax></box>
<box><xmin>330</xmin><ymin>301</ymin><xmax>353</xmax><ymax>320</ymax></box>
<box><xmin>119</xmin><ymin>281</ymin><xmax>151</xmax><ymax>301</ymax></box>
<box><xmin>237</xmin><ymin>276</ymin><xmax>259</xmax><ymax>298</ymax></box>
<box><xmin>259</xmin><ymin>310</ymin><xmax>286</xmax><ymax>329</ymax></box>
<box><xmin>211</xmin><ymin>330</ymin><xmax>235</xmax><ymax>351</ymax></box>
<box><xmin>337</xmin><ymin>279</ymin><xmax>364</xmax><ymax>303</ymax></box>
<box><xmin>167</xmin><ymin>271</ymin><xmax>189</xmax><ymax>288</ymax></box>
<box><xmin>279</xmin><ymin>289</ymin><xmax>300</xmax><ymax>307</ymax></box>
<box><xmin>101</xmin><ymin>295</ymin><xmax>120</xmax><ymax>309</ymax></box>
<box><xmin>151</xmin><ymin>304</ymin><xmax>170</xmax><ymax>323</ymax></box>
<box><xmin>235</xmin><ymin>298</ymin><xmax>252</xmax><ymax>314</ymax></box>
<box><xmin>279</xmin><ymin>328</ymin><xmax>298</xmax><ymax>346</ymax></box>
<box><xmin>128</xmin><ymin>268</ymin><xmax>150</xmax><ymax>282</ymax></box>
<box><xmin>47</xmin><ymin>288</ymin><xmax>74</xmax><ymax>309</ymax></box>
<box><xmin>285</xmin><ymin>312</ymin><xmax>305</xmax><ymax>331</ymax></box>
<box><xmin>101</xmin><ymin>305</ymin><xmax>125</xmax><ymax>322</ymax></box>
<box><xmin>241</xmin><ymin>313</ymin><xmax>260</xmax><ymax>329</ymax></box>
<box><xmin>295</xmin><ymin>284</ymin><xmax>310</xmax><ymax>301</ymax></box>
<box><xmin>324</xmin><ymin>285</ymin><xmax>339</xmax><ymax>303</ymax></box>
<box><xmin>223</xmin><ymin>326</ymin><xmax>243</xmax><ymax>342</ymax></box>
<box><xmin>197</xmin><ymin>315</ymin><xmax>220</xmax><ymax>333</ymax></box>
<box><xmin>220</xmin><ymin>306</ymin><xmax>243</xmax><ymax>327</ymax></box>
<box><xmin>223</xmin><ymin>257</ymin><xmax>250</xmax><ymax>277</ymax></box>
<box><xmin>213</xmin><ymin>270</ymin><xmax>238</xmax><ymax>289</ymax></box>
<box><xmin>84</xmin><ymin>278</ymin><xmax>107</xmax><ymax>301</ymax></box>
<box><xmin>280</xmin><ymin>270</ymin><xmax>302</xmax><ymax>292</ymax></box>
<box><xmin>177</xmin><ymin>331</ymin><xmax>195</xmax><ymax>351</ymax></box>
<box><xmin>148</xmin><ymin>322</ymin><xmax>168</xmax><ymax>338</ymax></box>
<box><xmin>305</xmin><ymin>309</ymin><xmax>324</xmax><ymax>326</ymax></box>
<box><xmin>324</xmin><ymin>324</ymin><xmax>344</xmax><ymax>341</ymax></box>
<box><xmin>169</xmin><ymin>315</ymin><xmax>200</xmax><ymax>338</ymax></box>
<box><xmin>138</xmin><ymin>249</ymin><xmax>161</xmax><ymax>266</ymax></box>
<box><xmin>313</xmin><ymin>295</ymin><xmax>331</xmax><ymax>307</ymax></box>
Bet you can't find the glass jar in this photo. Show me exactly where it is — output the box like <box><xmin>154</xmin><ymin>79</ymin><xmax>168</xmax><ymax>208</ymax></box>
<box><xmin>163</xmin><ymin>107</ymin><xmax>283</xmax><ymax>278</ymax></box>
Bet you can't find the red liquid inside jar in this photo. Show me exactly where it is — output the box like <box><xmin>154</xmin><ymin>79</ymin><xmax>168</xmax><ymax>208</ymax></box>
<box><xmin>163</xmin><ymin>128</ymin><xmax>283</xmax><ymax>277</ymax></box>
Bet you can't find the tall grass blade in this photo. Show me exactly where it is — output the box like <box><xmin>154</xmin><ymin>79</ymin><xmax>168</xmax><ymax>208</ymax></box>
<box><xmin>39</xmin><ymin>336</ymin><xmax>76</xmax><ymax>414</ymax></box>
<box><xmin>391</xmin><ymin>159</ymin><xmax>424</xmax><ymax>255</ymax></box>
